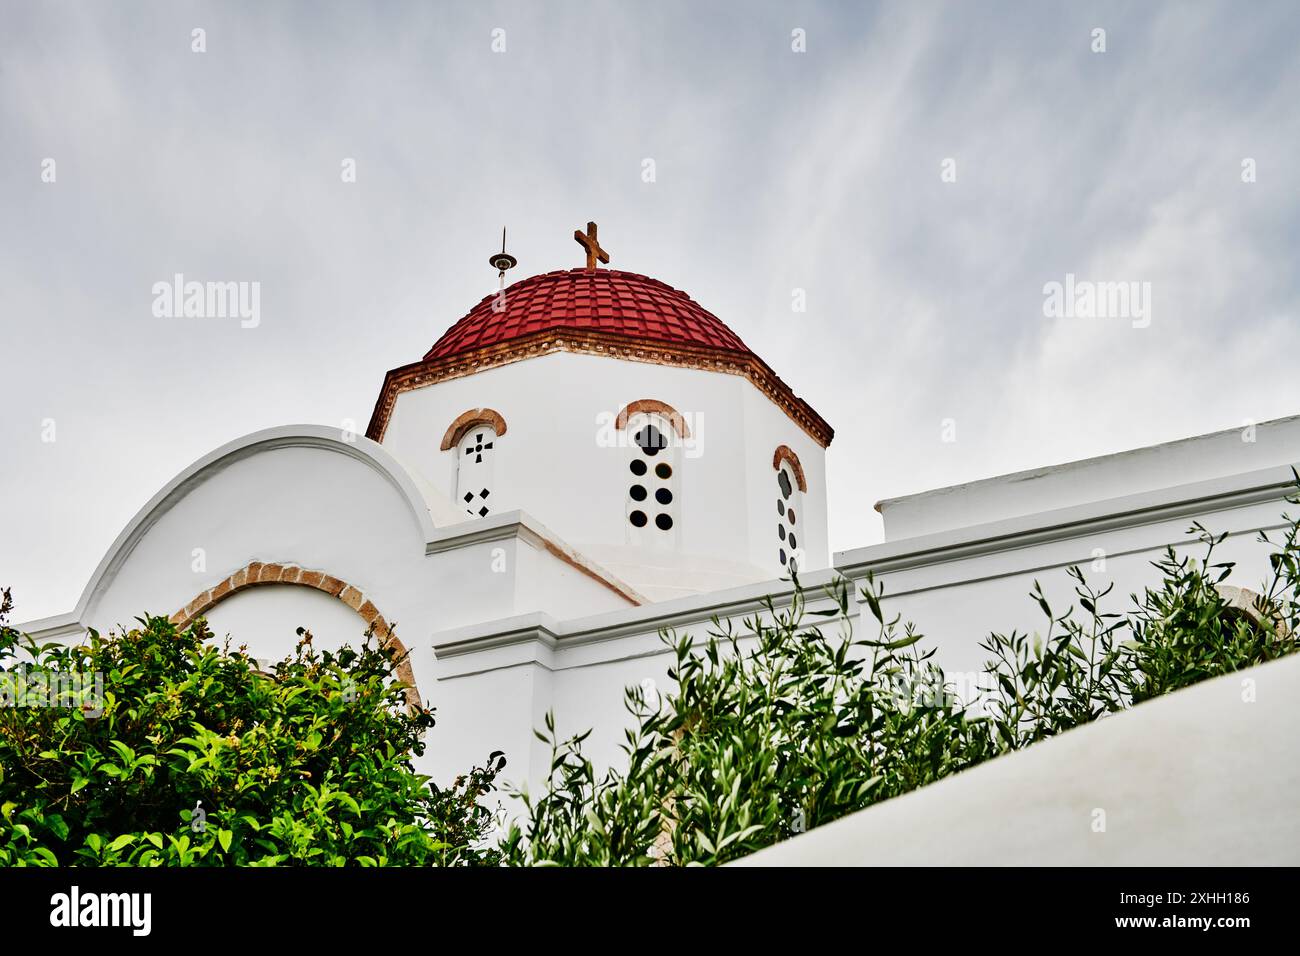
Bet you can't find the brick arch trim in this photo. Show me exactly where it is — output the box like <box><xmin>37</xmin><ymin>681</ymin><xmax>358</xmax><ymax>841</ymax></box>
<box><xmin>615</xmin><ymin>399</ymin><xmax>691</xmax><ymax>439</ymax></box>
<box><xmin>1215</xmin><ymin>585</ymin><xmax>1293</xmax><ymax>639</ymax></box>
<box><xmin>170</xmin><ymin>562</ymin><xmax>421</xmax><ymax>708</ymax></box>
<box><xmin>440</xmin><ymin>408</ymin><xmax>508</xmax><ymax>451</ymax></box>
<box><xmin>772</xmin><ymin>444</ymin><xmax>808</xmax><ymax>493</ymax></box>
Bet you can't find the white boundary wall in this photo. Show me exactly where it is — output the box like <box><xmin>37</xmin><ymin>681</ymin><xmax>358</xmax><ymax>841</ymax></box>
<box><xmin>737</xmin><ymin>653</ymin><xmax>1300</xmax><ymax>866</ymax></box>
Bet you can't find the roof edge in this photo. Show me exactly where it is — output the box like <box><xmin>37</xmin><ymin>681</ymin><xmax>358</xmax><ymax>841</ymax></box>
<box><xmin>365</xmin><ymin>328</ymin><xmax>834</xmax><ymax>448</ymax></box>
<box><xmin>26</xmin><ymin>425</ymin><xmax>439</xmax><ymax>636</ymax></box>
<box><xmin>873</xmin><ymin>412</ymin><xmax>1300</xmax><ymax>514</ymax></box>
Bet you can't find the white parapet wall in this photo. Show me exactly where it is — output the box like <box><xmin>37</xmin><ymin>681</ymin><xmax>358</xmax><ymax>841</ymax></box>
<box><xmin>736</xmin><ymin>653</ymin><xmax>1300</xmax><ymax>866</ymax></box>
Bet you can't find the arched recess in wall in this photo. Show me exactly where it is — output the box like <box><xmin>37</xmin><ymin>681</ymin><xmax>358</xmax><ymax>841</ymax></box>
<box><xmin>616</xmin><ymin>400</ymin><xmax>688</xmax><ymax>543</ymax></box>
<box><xmin>1215</xmin><ymin>585</ymin><xmax>1292</xmax><ymax>640</ymax></box>
<box><xmin>170</xmin><ymin>562</ymin><xmax>421</xmax><ymax>708</ymax></box>
<box><xmin>441</xmin><ymin>408</ymin><xmax>508</xmax><ymax>519</ymax></box>
<box><xmin>773</xmin><ymin>445</ymin><xmax>808</xmax><ymax>572</ymax></box>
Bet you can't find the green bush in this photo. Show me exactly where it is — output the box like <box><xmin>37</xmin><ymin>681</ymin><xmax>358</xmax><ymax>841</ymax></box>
<box><xmin>0</xmin><ymin>597</ymin><xmax>503</xmax><ymax>866</ymax></box>
<box><xmin>502</xmin><ymin>507</ymin><xmax>1300</xmax><ymax>866</ymax></box>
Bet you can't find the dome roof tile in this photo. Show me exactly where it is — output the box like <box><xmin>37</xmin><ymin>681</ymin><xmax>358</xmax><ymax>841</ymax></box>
<box><xmin>424</xmin><ymin>269</ymin><xmax>752</xmax><ymax>361</ymax></box>
<box><xmin>366</xmin><ymin>268</ymin><xmax>832</xmax><ymax>448</ymax></box>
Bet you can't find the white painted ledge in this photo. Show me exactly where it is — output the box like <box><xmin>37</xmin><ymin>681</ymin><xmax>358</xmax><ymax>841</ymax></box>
<box><xmin>836</xmin><ymin>463</ymin><xmax>1298</xmax><ymax>576</ymax></box>
<box><xmin>736</xmin><ymin>653</ymin><xmax>1300</xmax><ymax>866</ymax></box>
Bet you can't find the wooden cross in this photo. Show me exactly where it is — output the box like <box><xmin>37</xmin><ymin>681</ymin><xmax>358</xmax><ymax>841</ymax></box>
<box><xmin>574</xmin><ymin>221</ymin><xmax>610</xmax><ymax>270</ymax></box>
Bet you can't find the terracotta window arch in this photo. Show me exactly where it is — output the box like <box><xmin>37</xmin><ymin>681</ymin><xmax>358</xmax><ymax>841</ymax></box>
<box><xmin>441</xmin><ymin>409</ymin><xmax>507</xmax><ymax>519</ymax></box>
<box><xmin>772</xmin><ymin>444</ymin><xmax>808</xmax><ymax>493</ymax></box>
<box><xmin>615</xmin><ymin>399</ymin><xmax>691</xmax><ymax>440</ymax></box>
<box><xmin>440</xmin><ymin>408</ymin><xmax>508</xmax><ymax>450</ymax></box>
<box><xmin>170</xmin><ymin>562</ymin><xmax>420</xmax><ymax>708</ymax></box>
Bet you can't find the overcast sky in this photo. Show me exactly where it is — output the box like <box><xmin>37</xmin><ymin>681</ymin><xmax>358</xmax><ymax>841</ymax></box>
<box><xmin>3</xmin><ymin>1</ymin><xmax>1299</xmax><ymax>620</ymax></box>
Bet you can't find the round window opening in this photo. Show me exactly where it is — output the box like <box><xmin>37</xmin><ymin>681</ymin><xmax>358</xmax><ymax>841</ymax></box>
<box><xmin>635</xmin><ymin>424</ymin><xmax>667</xmax><ymax>456</ymax></box>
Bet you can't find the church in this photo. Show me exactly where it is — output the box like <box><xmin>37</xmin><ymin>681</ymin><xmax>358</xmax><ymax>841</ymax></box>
<box><xmin>22</xmin><ymin>222</ymin><xmax>1300</xmax><ymax>837</ymax></box>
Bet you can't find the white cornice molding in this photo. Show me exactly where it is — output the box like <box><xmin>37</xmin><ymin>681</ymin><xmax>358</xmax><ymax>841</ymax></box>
<box><xmin>425</xmin><ymin>511</ymin><xmax>534</xmax><ymax>553</ymax></box>
<box><xmin>15</xmin><ymin>614</ymin><xmax>86</xmax><ymax>642</ymax></box>
<box><xmin>431</xmin><ymin>567</ymin><xmax>845</xmax><ymax>676</ymax></box>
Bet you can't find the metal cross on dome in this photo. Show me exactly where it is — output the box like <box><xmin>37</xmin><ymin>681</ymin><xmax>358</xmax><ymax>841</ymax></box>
<box><xmin>574</xmin><ymin>221</ymin><xmax>610</xmax><ymax>270</ymax></box>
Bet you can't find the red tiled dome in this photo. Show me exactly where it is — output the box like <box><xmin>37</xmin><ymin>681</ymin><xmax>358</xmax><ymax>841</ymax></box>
<box><xmin>366</xmin><ymin>267</ymin><xmax>833</xmax><ymax>448</ymax></box>
<box><xmin>424</xmin><ymin>268</ymin><xmax>753</xmax><ymax>362</ymax></box>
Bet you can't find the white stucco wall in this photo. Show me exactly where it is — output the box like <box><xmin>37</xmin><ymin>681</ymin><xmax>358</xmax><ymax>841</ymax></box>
<box><xmin>203</xmin><ymin>584</ymin><xmax>365</xmax><ymax>665</ymax></box>
<box><xmin>75</xmin><ymin>435</ymin><xmax>433</xmax><ymax>638</ymax></box>
<box><xmin>737</xmin><ymin>652</ymin><xmax>1300</xmax><ymax>866</ymax></box>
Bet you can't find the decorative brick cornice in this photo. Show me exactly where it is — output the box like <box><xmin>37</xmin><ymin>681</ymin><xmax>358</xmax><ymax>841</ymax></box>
<box><xmin>773</xmin><ymin>444</ymin><xmax>808</xmax><ymax>493</ymax></box>
<box><xmin>440</xmin><ymin>408</ymin><xmax>508</xmax><ymax>451</ymax></box>
<box><xmin>170</xmin><ymin>562</ymin><xmax>421</xmax><ymax>708</ymax></box>
<box><xmin>364</xmin><ymin>329</ymin><xmax>834</xmax><ymax>449</ymax></box>
<box><xmin>615</xmin><ymin>399</ymin><xmax>691</xmax><ymax>439</ymax></box>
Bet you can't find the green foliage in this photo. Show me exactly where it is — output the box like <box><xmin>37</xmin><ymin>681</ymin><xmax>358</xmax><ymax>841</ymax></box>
<box><xmin>0</xmin><ymin>596</ymin><xmax>503</xmax><ymax>867</ymax></box>
<box><xmin>502</xmin><ymin>581</ymin><xmax>994</xmax><ymax>866</ymax></box>
<box><xmin>503</xmin><ymin>505</ymin><xmax>1300</xmax><ymax>866</ymax></box>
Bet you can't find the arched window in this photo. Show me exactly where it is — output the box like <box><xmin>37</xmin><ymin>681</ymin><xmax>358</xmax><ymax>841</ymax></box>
<box><xmin>456</xmin><ymin>426</ymin><xmax>497</xmax><ymax>518</ymax></box>
<box><xmin>773</xmin><ymin>445</ymin><xmax>808</xmax><ymax>572</ymax></box>
<box><xmin>441</xmin><ymin>409</ymin><xmax>507</xmax><ymax>520</ymax></box>
<box><xmin>617</xmin><ymin>401</ymin><xmax>687</xmax><ymax>545</ymax></box>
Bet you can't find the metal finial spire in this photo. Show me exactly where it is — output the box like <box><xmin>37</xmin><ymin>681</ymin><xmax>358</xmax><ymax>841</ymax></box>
<box><xmin>489</xmin><ymin>227</ymin><xmax>517</xmax><ymax>289</ymax></box>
